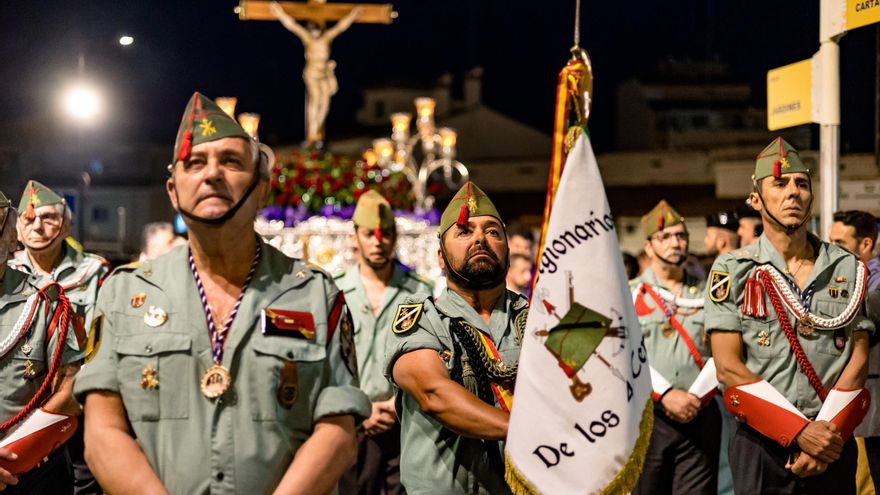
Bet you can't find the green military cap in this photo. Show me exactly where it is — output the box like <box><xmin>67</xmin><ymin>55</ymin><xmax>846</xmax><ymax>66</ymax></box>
<box><xmin>439</xmin><ymin>181</ymin><xmax>503</xmax><ymax>236</ymax></box>
<box><xmin>754</xmin><ymin>137</ymin><xmax>810</xmax><ymax>182</ymax></box>
<box><xmin>353</xmin><ymin>190</ymin><xmax>395</xmax><ymax>231</ymax></box>
<box><xmin>19</xmin><ymin>180</ymin><xmax>64</xmax><ymax>220</ymax></box>
<box><xmin>641</xmin><ymin>200</ymin><xmax>684</xmax><ymax>238</ymax></box>
<box><xmin>173</xmin><ymin>92</ymin><xmax>251</xmax><ymax>164</ymax></box>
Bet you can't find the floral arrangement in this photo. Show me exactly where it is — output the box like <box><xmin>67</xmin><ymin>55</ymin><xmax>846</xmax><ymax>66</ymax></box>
<box><xmin>260</xmin><ymin>148</ymin><xmax>440</xmax><ymax>227</ymax></box>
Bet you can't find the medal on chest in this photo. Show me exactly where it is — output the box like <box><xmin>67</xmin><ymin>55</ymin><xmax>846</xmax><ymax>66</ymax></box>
<box><xmin>661</xmin><ymin>321</ymin><xmax>676</xmax><ymax>338</ymax></box>
<box><xmin>200</xmin><ymin>364</ymin><xmax>232</xmax><ymax>399</ymax></box>
<box><xmin>190</xmin><ymin>245</ymin><xmax>261</xmax><ymax>400</ymax></box>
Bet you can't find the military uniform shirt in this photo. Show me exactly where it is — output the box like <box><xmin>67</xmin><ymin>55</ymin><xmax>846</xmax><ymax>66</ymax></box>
<box><xmin>334</xmin><ymin>261</ymin><xmax>433</xmax><ymax>401</ymax></box>
<box><xmin>704</xmin><ymin>234</ymin><xmax>874</xmax><ymax>418</ymax></box>
<box><xmin>384</xmin><ymin>288</ymin><xmax>527</xmax><ymax>495</ymax></box>
<box><xmin>73</xmin><ymin>241</ymin><xmax>371</xmax><ymax>495</ymax></box>
<box><xmin>10</xmin><ymin>241</ymin><xmax>109</xmax><ymax>336</ymax></box>
<box><xmin>630</xmin><ymin>267</ymin><xmax>709</xmax><ymax>390</ymax></box>
<box><xmin>0</xmin><ymin>268</ymin><xmax>83</xmax><ymax>426</ymax></box>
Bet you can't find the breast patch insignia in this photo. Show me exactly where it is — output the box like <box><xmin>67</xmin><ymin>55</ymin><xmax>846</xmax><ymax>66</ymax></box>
<box><xmin>709</xmin><ymin>271</ymin><xmax>731</xmax><ymax>303</ymax></box>
<box><xmin>393</xmin><ymin>303</ymin><xmax>424</xmax><ymax>334</ymax></box>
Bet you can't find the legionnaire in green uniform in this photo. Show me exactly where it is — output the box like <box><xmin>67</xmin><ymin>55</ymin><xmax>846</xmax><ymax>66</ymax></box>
<box><xmin>337</xmin><ymin>190</ymin><xmax>433</xmax><ymax>495</ymax></box>
<box><xmin>707</xmin><ymin>137</ymin><xmax>873</xmax><ymax>493</ymax></box>
<box><xmin>74</xmin><ymin>92</ymin><xmax>370</xmax><ymax>495</ymax></box>
<box><xmin>10</xmin><ymin>181</ymin><xmax>111</xmax><ymax>495</ymax></box>
<box><xmin>0</xmin><ymin>191</ymin><xmax>83</xmax><ymax>494</ymax></box>
<box><xmin>385</xmin><ymin>182</ymin><xmax>526</xmax><ymax>495</ymax></box>
<box><xmin>630</xmin><ymin>200</ymin><xmax>720</xmax><ymax>495</ymax></box>
<box><xmin>12</xmin><ymin>180</ymin><xmax>110</xmax><ymax>338</ymax></box>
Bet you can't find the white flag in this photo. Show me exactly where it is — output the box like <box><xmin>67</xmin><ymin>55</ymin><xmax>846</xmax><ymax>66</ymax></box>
<box><xmin>505</xmin><ymin>131</ymin><xmax>653</xmax><ymax>494</ymax></box>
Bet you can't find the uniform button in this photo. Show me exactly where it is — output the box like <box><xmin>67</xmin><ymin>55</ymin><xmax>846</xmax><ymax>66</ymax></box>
<box><xmin>144</xmin><ymin>345</ymin><xmax>152</xmax><ymax>353</ymax></box>
<box><xmin>216</xmin><ymin>472</ymin><xmax>224</xmax><ymax>481</ymax></box>
<box><xmin>286</xmin><ymin>351</ymin><xmax>294</xmax><ymax>359</ymax></box>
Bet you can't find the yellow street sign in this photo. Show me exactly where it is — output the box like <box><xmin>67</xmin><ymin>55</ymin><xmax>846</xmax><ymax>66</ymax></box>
<box><xmin>846</xmin><ymin>0</ymin><xmax>880</xmax><ymax>31</ymax></box>
<box><xmin>767</xmin><ymin>59</ymin><xmax>813</xmax><ymax>131</ymax></box>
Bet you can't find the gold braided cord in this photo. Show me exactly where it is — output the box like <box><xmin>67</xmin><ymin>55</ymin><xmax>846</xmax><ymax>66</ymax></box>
<box><xmin>455</xmin><ymin>319</ymin><xmax>518</xmax><ymax>382</ymax></box>
<box><xmin>504</xmin><ymin>398</ymin><xmax>653</xmax><ymax>495</ymax></box>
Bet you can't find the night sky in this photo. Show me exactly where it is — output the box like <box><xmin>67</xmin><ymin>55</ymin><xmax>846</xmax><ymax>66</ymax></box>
<box><xmin>0</xmin><ymin>0</ymin><xmax>877</xmax><ymax>155</ymax></box>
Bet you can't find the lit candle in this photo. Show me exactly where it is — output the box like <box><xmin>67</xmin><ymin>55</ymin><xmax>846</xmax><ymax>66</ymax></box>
<box><xmin>215</xmin><ymin>97</ymin><xmax>238</xmax><ymax>118</ymax></box>
<box><xmin>238</xmin><ymin>113</ymin><xmax>260</xmax><ymax>138</ymax></box>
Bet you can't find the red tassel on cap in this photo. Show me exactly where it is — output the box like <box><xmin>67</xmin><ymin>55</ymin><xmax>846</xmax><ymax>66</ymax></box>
<box><xmin>374</xmin><ymin>205</ymin><xmax>383</xmax><ymax>242</ymax></box>
<box><xmin>177</xmin><ymin>129</ymin><xmax>193</xmax><ymax>163</ymax></box>
<box><xmin>656</xmin><ymin>215</ymin><xmax>664</xmax><ymax>231</ymax></box>
<box><xmin>773</xmin><ymin>159</ymin><xmax>782</xmax><ymax>179</ymax></box>
<box><xmin>23</xmin><ymin>201</ymin><xmax>35</xmax><ymax>221</ymax></box>
<box><xmin>456</xmin><ymin>204</ymin><xmax>469</xmax><ymax>227</ymax></box>
<box><xmin>742</xmin><ymin>272</ymin><xmax>767</xmax><ymax>319</ymax></box>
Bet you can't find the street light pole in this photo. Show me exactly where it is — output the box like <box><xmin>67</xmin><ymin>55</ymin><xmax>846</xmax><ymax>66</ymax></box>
<box><xmin>819</xmin><ymin>0</ymin><xmax>843</xmax><ymax>240</ymax></box>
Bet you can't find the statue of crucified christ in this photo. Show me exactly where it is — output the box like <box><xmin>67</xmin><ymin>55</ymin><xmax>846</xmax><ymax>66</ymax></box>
<box><xmin>270</xmin><ymin>1</ymin><xmax>362</xmax><ymax>144</ymax></box>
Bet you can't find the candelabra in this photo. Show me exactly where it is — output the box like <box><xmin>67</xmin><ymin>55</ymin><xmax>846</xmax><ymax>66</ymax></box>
<box><xmin>370</xmin><ymin>97</ymin><xmax>468</xmax><ymax>210</ymax></box>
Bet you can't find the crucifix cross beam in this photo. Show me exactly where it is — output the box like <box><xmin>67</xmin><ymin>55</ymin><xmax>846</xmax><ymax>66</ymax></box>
<box><xmin>236</xmin><ymin>0</ymin><xmax>396</xmax><ymax>25</ymax></box>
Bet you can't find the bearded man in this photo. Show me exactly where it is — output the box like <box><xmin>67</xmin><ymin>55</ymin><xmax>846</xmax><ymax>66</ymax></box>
<box><xmin>384</xmin><ymin>182</ymin><xmax>527</xmax><ymax>495</ymax></box>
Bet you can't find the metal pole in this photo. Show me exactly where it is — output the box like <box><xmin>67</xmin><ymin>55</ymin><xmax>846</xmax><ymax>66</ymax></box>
<box><xmin>818</xmin><ymin>0</ymin><xmax>841</xmax><ymax>240</ymax></box>
<box><xmin>818</xmin><ymin>39</ymin><xmax>840</xmax><ymax>241</ymax></box>
<box><xmin>875</xmin><ymin>25</ymin><xmax>879</xmax><ymax>170</ymax></box>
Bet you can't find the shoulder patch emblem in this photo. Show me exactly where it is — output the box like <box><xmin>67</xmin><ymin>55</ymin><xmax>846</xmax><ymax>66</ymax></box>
<box><xmin>339</xmin><ymin>308</ymin><xmax>358</xmax><ymax>380</ymax></box>
<box><xmin>709</xmin><ymin>271</ymin><xmax>731</xmax><ymax>302</ymax></box>
<box><xmin>392</xmin><ymin>303</ymin><xmax>424</xmax><ymax>334</ymax></box>
<box><xmin>85</xmin><ymin>313</ymin><xmax>104</xmax><ymax>363</ymax></box>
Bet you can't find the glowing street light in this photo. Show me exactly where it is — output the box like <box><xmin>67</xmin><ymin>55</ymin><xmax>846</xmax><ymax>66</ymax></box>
<box><xmin>60</xmin><ymin>82</ymin><xmax>104</xmax><ymax>125</ymax></box>
<box><xmin>119</xmin><ymin>35</ymin><xmax>134</xmax><ymax>46</ymax></box>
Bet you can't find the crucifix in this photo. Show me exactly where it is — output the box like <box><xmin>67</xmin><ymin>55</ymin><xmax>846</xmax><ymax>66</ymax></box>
<box><xmin>237</xmin><ymin>0</ymin><xmax>396</xmax><ymax>145</ymax></box>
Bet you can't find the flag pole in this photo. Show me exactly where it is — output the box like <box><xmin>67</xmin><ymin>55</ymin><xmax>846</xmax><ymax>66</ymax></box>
<box><xmin>532</xmin><ymin>1</ymin><xmax>593</xmax><ymax>298</ymax></box>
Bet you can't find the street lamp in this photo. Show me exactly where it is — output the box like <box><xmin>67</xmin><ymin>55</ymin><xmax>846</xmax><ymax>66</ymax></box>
<box><xmin>60</xmin><ymin>82</ymin><xmax>104</xmax><ymax>126</ymax></box>
<box><xmin>372</xmin><ymin>97</ymin><xmax>468</xmax><ymax>210</ymax></box>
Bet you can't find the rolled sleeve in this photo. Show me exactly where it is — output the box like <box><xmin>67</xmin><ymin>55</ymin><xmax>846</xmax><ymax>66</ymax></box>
<box><xmin>313</xmin><ymin>385</ymin><xmax>371</xmax><ymax>422</ymax></box>
<box><xmin>384</xmin><ymin>321</ymin><xmax>446</xmax><ymax>388</ymax></box>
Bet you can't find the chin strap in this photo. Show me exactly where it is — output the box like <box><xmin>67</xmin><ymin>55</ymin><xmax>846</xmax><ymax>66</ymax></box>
<box><xmin>754</xmin><ymin>187</ymin><xmax>813</xmax><ymax>234</ymax></box>
<box><xmin>439</xmin><ymin>239</ymin><xmax>507</xmax><ymax>291</ymax></box>
<box><xmin>177</xmin><ymin>173</ymin><xmax>260</xmax><ymax>226</ymax></box>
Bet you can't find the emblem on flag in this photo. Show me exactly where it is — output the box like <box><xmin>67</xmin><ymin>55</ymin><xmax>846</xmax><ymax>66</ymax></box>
<box><xmin>392</xmin><ymin>303</ymin><xmax>423</xmax><ymax>334</ymax></box>
<box><xmin>709</xmin><ymin>271</ymin><xmax>731</xmax><ymax>302</ymax></box>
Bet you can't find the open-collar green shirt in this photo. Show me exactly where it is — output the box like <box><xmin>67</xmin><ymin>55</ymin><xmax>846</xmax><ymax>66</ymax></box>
<box><xmin>705</xmin><ymin>234</ymin><xmax>874</xmax><ymax>418</ymax></box>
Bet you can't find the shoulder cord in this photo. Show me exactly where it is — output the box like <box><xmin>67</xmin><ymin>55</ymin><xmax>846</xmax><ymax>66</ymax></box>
<box><xmin>0</xmin><ymin>293</ymin><xmax>41</xmax><ymax>360</ymax></box>
<box><xmin>57</xmin><ymin>258</ymin><xmax>105</xmax><ymax>291</ymax></box>
<box><xmin>757</xmin><ymin>270</ymin><xmax>828</xmax><ymax>401</ymax></box>
<box><xmin>448</xmin><ymin>320</ymin><xmax>494</xmax><ymax>406</ymax></box>
<box><xmin>451</xmin><ymin>318</ymin><xmax>518</xmax><ymax>383</ymax></box>
<box><xmin>0</xmin><ymin>284</ymin><xmax>72</xmax><ymax>432</ymax></box>
<box><xmin>512</xmin><ymin>304</ymin><xmax>528</xmax><ymax>346</ymax></box>
<box><xmin>640</xmin><ymin>284</ymin><xmax>706</xmax><ymax>369</ymax></box>
<box><xmin>757</xmin><ymin>261</ymin><xmax>866</xmax><ymax>330</ymax></box>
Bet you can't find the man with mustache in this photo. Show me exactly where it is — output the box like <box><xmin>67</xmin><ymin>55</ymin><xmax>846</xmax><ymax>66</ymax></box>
<box><xmin>630</xmin><ymin>200</ymin><xmax>719</xmax><ymax>495</ymax></box>
<box><xmin>336</xmin><ymin>190</ymin><xmax>432</xmax><ymax>495</ymax></box>
<box><xmin>706</xmin><ymin>138</ymin><xmax>873</xmax><ymax>493</ymax></box>
<box><xmin>384</xmin><ymin>182</ymin><xmax>526</xmax><ymax>494</ymax></box>
<box><xmin>73</xmin><ymin>92</ymin><xmax>370</xmax><ymax>494</ymax></box>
